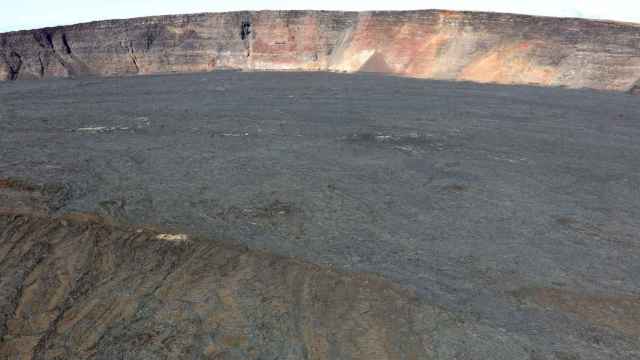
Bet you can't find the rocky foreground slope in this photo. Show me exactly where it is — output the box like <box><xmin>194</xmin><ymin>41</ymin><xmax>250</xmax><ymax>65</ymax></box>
<box><xmin>0</xmin><ymin>178</ymin><xmax>544</xmax><ymax>360</ymax></box>
<box><xmin>1</xmin><ymin>10</ymin><xmax>640</xmax><ymax>91</ymax></box>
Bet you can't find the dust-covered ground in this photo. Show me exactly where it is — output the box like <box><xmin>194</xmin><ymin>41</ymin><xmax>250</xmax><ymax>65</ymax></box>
<box><xmin>1</xmin><ymin>71</ymin><xmax>640</xmax><ymax>358</ymax></box>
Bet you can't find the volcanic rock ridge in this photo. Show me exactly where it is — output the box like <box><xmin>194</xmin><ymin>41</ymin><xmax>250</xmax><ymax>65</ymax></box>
<box><xmin>0</xmin><ymin>177</ymin><xmax>556</xmax><ymax>359</ymax></box>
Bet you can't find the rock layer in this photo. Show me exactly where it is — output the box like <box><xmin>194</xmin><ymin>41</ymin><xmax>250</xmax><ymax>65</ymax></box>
<box><xmin>1</xmin><ymin>10</ymin><xmax>640</xmax><ymax>91</ymax></box>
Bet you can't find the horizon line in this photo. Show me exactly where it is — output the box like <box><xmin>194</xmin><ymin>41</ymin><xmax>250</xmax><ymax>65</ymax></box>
<box><xmin>2</xmin><ymin>8</ymin><xmax>639</xmax><ymax>34</ymax></box>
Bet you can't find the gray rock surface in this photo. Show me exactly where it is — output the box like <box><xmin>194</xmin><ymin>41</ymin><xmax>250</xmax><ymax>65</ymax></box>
<box><xmin>1</xmin><ymin>71</ymin><xmax>640</xmax><ymax>358</ymax></box>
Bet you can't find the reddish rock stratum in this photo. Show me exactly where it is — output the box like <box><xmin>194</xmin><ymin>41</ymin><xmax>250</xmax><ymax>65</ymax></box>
<box><xmin>1</xmin><ymin>10</ymin><xmax>640</xmax><ymax>92</ymax></box>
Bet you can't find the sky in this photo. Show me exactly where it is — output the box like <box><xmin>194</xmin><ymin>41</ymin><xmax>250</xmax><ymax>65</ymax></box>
<box><xmin>1</xmin><ymin>0</ymin><xmax>639</xmax><ymax>33</ymax></box>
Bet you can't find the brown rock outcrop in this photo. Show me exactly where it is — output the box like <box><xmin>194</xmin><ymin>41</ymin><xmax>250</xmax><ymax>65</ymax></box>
<box><xmin>0</xmin><ymin>212</ymin><xmax>433</xmax><ymax>359</ymax></box>
<box><xmin>1</xmin><ymin>10</ymin><xmax>640</xmax><ymax>91</ymax></box>
<box><xmin>0</xmin><ymin>181</ymin><xmax>536</xmax><ymax>359</ymax></box>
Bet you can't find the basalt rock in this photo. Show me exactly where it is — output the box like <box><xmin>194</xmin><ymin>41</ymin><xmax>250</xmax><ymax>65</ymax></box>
<box><xmin>0</xmin><ymin>180</ymin><xmax>538</xmax><ymax>360</ymax></box>
<box><xmin>1</xmin><ymin>10</ymin><xmax>640</xmax><ymax>92</ymax></box>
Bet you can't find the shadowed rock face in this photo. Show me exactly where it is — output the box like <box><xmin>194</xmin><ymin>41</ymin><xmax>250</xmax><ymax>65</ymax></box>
<box><xmin>0</xmin><ymin>211</ymin><xmax>433</xmax><ymax>359</ymax></box>
<box><xmin>1</xmin><ymin>10</ymin><xmax>640</xmax><ymax>91</ymax></box>
<box><xmin>0</xmin><ymin>181</ymin><xmax>541</xmax><ymax>360</ymax></box>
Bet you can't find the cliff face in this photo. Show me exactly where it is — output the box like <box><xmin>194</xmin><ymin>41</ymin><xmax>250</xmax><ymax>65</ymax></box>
<box><xmin>1</xmin><ymin>10</ymin><xmax>640</xmax><ymax>91</ymax></box>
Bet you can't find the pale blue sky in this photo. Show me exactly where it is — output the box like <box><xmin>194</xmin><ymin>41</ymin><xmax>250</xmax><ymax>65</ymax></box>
<box><xmin>2</xmin><ymin>0</ymin><xmax>638</xmax><ymax>33</ymax></box>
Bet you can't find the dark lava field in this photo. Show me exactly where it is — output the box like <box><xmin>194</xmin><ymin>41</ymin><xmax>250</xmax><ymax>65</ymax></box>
<box><xmin>1</xmin><ymin>71</ymin><xmax>640</xmax><ymax>359</ymax></box>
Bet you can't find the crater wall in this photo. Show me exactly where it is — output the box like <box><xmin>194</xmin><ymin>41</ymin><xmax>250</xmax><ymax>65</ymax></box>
<box><xmin>2</xmin><ymin>10</ymin><xmax>640</xmax><ymax>91</ymax></box>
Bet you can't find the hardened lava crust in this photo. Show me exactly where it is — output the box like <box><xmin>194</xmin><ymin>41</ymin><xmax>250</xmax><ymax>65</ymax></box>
<box><xmin>1</xmin><ymin>71</ymin><xmax>639</xmax><ymax>359</ymax></box>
